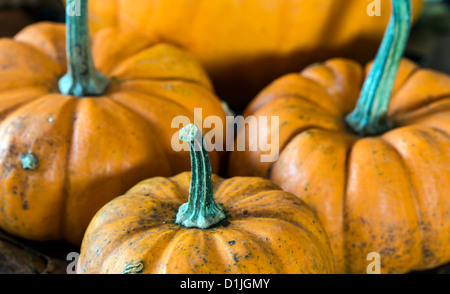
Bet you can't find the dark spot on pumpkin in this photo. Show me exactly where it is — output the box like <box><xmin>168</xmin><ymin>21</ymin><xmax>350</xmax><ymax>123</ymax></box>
<box><xmin>228</xmin><ymin>240</ymin><xmax>236</xmax><ymax>246</ymax></box>
<box><xmin>9</xmin><ymin>145</ymin><xmax>18</xmax><ymax>155</ymax></box>
<box><xmin>379</xmin><ymin>247</ymin><xmax>396</xmax><ymax>257</ymax></box>
<box><xmin>422</xmin><ymin>248</ymin><xmax>435</xmax><ymax>260</ymax></box>
<box><xmin>219</xmin><ymin>220</ymin><xmax>231</xmax><ymax>228</ymax></box>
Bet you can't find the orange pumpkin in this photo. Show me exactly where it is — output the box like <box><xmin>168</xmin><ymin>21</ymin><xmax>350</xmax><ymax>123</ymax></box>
<box><xmin>77</xmin><ymin>124</ymin><xmax>334</xmax><ymax>274</ymax></box>
<box><xmin>228</xmin><ymin>0</ymin><xmax>450</xmax><ymax>274</ymax></box>
<box><xmin>84</xmin><ymin>0</ymin><xmax>424</xmax><ymax>109</ymax></box>
<box><xmin>0</xmin><ymin>0</ymin><xmax>226</xmax><ymax>245</ymax></box>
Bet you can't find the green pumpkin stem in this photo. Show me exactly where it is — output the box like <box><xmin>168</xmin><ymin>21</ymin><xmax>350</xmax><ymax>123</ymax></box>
<box><xmin>58</xmin><ymin>0</ymin><xmax>110</xmax><ymax>97</ymax></box>
<box><xmin>176</xmin><ymin>124</ymin><xmax>225</xmax><ymax>229</ymax></box>
<box><xmin>345</xmin><ymin>0</ymin><xmax>412</xmax><ymax>135</ymax></box>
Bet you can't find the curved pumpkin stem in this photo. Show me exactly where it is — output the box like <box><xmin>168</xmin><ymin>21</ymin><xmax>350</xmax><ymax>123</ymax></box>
<box><xmin>176</xmin><ymin>124</ymin><xmax>226</xmax><ymax>229</ymax></box>
<box><xmin>58</xmin><ymin>0</ymin><xmax>110</xmax><ymax>97</ymax></box>
<box><xmin>345</xmin><ymin>0</ymin><xmax>412</xmax><ymax>135</ymax></box>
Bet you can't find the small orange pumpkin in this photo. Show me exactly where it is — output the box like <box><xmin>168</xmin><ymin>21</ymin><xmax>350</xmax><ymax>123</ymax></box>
<box><xmin>77</xmin><ymin>124</ymin><xmax>335</xmax><ymax>274</ymax></box>
<box><xmin>228</xmin><ymin>0</ymin><xmax>450</xmax><ymax>274</ymax></box>
<box><xmin>0</xmin><ymin>0</ymin><xmax>226</xmax><ymax>244</ymax></box>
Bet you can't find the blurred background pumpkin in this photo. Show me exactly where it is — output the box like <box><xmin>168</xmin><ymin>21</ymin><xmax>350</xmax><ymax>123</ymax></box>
<box><xmin>3</xmin><ymin>0</ymin><xmax>450</xmax><ymax>112</ymax></box>
<box><xmin>82</xmin><ymin>0</ymin><xmax>426</xmax><ymax>111</ymax></box>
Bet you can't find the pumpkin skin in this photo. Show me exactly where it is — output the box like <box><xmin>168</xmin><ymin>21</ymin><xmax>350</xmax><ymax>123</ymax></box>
<box><xmin>77</xmin><ymin>172</ymin><xmax>335</xmax><ymax>274</ymax></box>
<box><xmin>0</xmin><ymin>21</ymin><xmax>226</xmax><ymax>245</ymax></box>
<box><xmin>85</xmin><ymin>0</ymin><xmax>424</xmax><ymax>109</ymax></box>
<box><xmin>228</xmin><ymin>57</ymin><xmax>450</xmax><ymax>274</ymax></box>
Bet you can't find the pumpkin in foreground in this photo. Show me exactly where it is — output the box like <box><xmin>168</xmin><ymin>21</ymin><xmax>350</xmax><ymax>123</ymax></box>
<box><xmin>228</xmin><ymin>0</ymin><xmax>450</xmax><ymax>274</ymax></box>
<box><xmin>0</xmin><ymin>0</ymin><xmax>226</xmax><ymax>245</ymax></box>
<box><xmin>84</xmin><ymin>0</ymin><xmax>424</xmax><ymax>109</ymax></box>
<box><xmin>77</xmin><ymin>124</ymin><xmax>335</xmax><ymax>274</ymax></box>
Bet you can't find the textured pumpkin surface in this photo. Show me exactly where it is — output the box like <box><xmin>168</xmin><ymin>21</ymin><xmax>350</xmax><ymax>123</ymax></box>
<box><xmin>0</xmin><ymin>22</ymin><xmax>226</xmax><ymax>245</ymax></box>
<box><xmin>85</xmin><ymin>0</ymin><xmax>424</xmax><ymax>109</ymax></box>
<box><xmin>228</xmin><ymin>58</ymin><xmax>450</xmax><ymax>274</ymax></box>
<box><xmin>77</xmin><ymin>172</ymin><xmax>335</xmax><ymax>274</ymax></box>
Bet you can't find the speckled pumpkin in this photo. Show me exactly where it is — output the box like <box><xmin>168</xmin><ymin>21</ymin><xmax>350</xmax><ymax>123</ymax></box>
<box><xmin>77</xmin><ymin>124</ymin><xmax>335</xmax><ymax>274</ymax></box>
<box><xmin>0</xmin><ymin>0</ymin><xmax>226</xmax><ymax>245</ymax></box>
<box><xmin>228</xmin><ymin>0</ymin><xmax>450</xmax><ymax>274</ymax></box>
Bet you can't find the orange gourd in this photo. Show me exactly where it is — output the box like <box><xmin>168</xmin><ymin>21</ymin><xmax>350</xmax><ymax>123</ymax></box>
<box><xmin>84</xmin><ymin>0</ymin><xmax>424</xmax><ymax>109</ymax></box>
<box><xmin>77</xmin><ymin>124</ymin><xmax>334</xmax><ymax>274</ymax></box>
<box><xmin>228</xmin><ymin>0</ymin><xmax>450</xmax><ymax>274</ymax></box>
<box><xmin>0</xmin><ymin>0</ymin><xmax>226</xmax><ymax>245</ymax></box>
